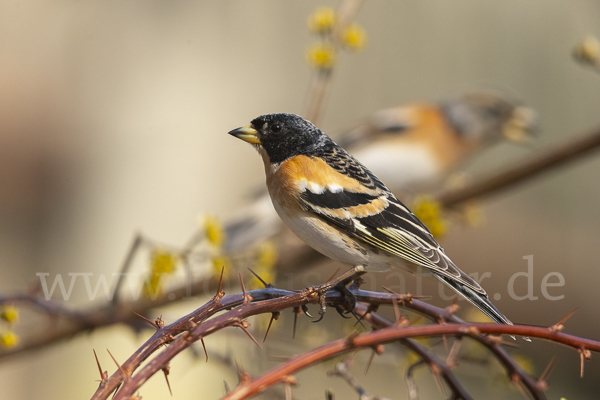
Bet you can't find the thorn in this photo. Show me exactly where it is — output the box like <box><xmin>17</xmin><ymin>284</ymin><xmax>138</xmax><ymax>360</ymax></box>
<box><xmin>446</xmin><ymin>338</ymin><xmax>462</xmax><ymax>368</ymax></box>
<box><xmin>450</xmin><ymin>295</ymin><xmax>458</xmax><ymax>308</ymax></box>
<box><xmin>293</xmin><ymin>307</ymin><xmax>300</xmax><ymax>339</ymax></box>
<box><xmin>430</xmin><ymin>365</ymin><xmax>445</xmax><ymax>396</ymax></box>
<box><xmin>201</xmin><ymin>337</ymin><xmax>208</xmax><ymax>362</ymax></box>
<box><xmin>132</xmin><ymin>311</ymin><xmax>159</xmax><ymax>329</ymax></box>
<box><xmin>263</xmin><ymin>312</ymin><xmax>280</xmax><ymax>342</ymax></box>
<box><xmin>442</xmin><ymin>335</ymin><xmax>448</xmax><ymax>352</ymax></box>
<box><xmin>365</xmin><ymin>349</ymin><xmax>376</xmax><ymax>376</ymax></box>
<box><xmin>106</xmin><ymin>348</ymin><xmax>127</xmax><ymax>378</ymax></box>
<box><xmin>284</xmin><ymin>381</ymin><xmax>292</xmax><ymax>400</ymax></box>
<box><xmin>282</xmin><ymin>375</ymin><xmax>297</xmax><ymax>400</ymax></box>
<box><xmin>350</xmin><ymin>310</ymin><xmax>366</xmax><ymax>329</ymax></box>
<box><xmin>579</xmin><ymin>348</ymin><xmax>591</xmax><ymax>378</ymax></box>
<box><xmin>162</xmin><ymin>365</ymin><xmax>172</xmax><ymax>396</ymax></box>
<box><xmin>512</xmin><ymin>375</ymin><xmax>528</xmax><ymax>399</ymax></box>
<box><xmin>247</xmin><ymin>268</ymin><xmax>270</xmax><ymax>288</ymax></box>
<box><xmin>551</xmin><ymin>308</ymin><xmax>578</xmax><ymax>332</ymax></box>
<box><xmin>235</xmin><ymin>359</ymin><xmax>251</xmax><ymax>385</ymax></box>
<box><xmin>93</xmin><ymin>349</ymin><xmax>108</xmax><ymax>381</ymax></box>
<box><xmin>223</xmin><ymin>380</ymin><xmax>230</xmax><ymax>394</ymax></box>
<box><xmin>391</xmin><ymin>298</ymin><xmax>401</xmax><ymax>325</ymax></box>
<box><xmin>238</xmin><ymin>322</ymin><xmax>262</xmax><ymax>349</ymax></box>
<box><xmin>238</xmin><ymin>272</ymin><xmax>248</xmax><ymax>303</ymax></box>
<box><xmin>216</xmin><ymin>267</ymin><xmax>225</xmax><ymax>297</ymax></box>
<box><xmin>538</xmin><ymin>356</ymin><xmax>557</xmax><ymax>390</ymax></box>
<box><xmin>445</xmin><ymin>299</ymin><xmax>459</xmax><ymax>315</ymax></box>
<box><xmin>112</xmin><ymin>383</ymin><xmax>122</xmax><ymax>399</ymax></box>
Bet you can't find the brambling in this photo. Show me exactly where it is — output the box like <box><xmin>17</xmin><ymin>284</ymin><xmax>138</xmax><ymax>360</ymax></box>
<box><xmin>341</xmin><ymin>91</ymin><xmax>537</xmax><ymax>190</ymax></box>
<box><xmin>229</xmin><ymin>113</ymin><xmax>515</xmax><ymax>328</ymax></box>
<box><xmin>225</xmin><ymin>93</ymin><xmax>536</xmax><ymax>251</ymax></box>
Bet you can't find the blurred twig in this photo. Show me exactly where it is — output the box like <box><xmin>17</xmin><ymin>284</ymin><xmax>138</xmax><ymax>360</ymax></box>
<box><xmin>328</xmin><ymin>358</ymin><xmax>394</xmax><ymax>400</ymax></box>
<box><xmin>305</xmin><ymin>0</ymin><xmax>365</xmax><ymax>124</ymax></box>
<box><xmin>437</xmin><ymin>124</ymin><xmax>600</xmax><ymax>207</ymax></box>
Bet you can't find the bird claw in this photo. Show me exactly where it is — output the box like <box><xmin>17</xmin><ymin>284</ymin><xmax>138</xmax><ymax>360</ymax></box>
<box><xmin>312</xmin><ymin>293</ymin><xmax>328</xmax><ymax>323</ymax></box>
<box><xmin>301</xmin><ymin>305</ymin><xmax>313</xmax><ymax>318</ymax></box>
<box><xmin>312</xmin><ymin>277</ymin><xmax>360</xmax><ymax>323</ymax></box>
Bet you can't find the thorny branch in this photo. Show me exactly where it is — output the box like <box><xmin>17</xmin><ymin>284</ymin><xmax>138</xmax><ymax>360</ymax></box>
<box><xmin>84</xmin><ymin>267</ymin><xmax>600</xmax><ymax>400</ymax></box>
<box><xmin>220</xmin><ymin>307</ymin><xmax>600</xmax><ymax>400</ymax></box>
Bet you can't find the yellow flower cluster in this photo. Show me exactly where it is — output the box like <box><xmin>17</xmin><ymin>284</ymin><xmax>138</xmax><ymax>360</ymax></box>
<box><xmin>306</xmin><ymin>44</ymin><xmax>336</xmax><ymax>70</ymax></box>
<box><xmin>144</xmin><ymin>249</ymin><xmax>179</xmax><ymax>298</ymax></box>
<box><xmin>200</xmin><ymin>214</ymin><xmax>233</xmax><ymax>280</ymax></box>
<box><xmin>0</xmin><ymin>305</ymin><xmax>20</xmax><ymax>349</ymax></box>
<box><xmin>341</xmin><ymin>24</ymin><xmax>367</xmax><ymax>51</ymax></box>
<box><xmin>0</xmin><ymin>331</ymin><xmax>19</xmax><ymax>349</ymax></box>
<box><xmin>306</xmin><ymin>5</ymin><xmax>367</xmax><ymax>70</ymax></box>
<box><xmin>307</xmin><ymin>6</ymin><xmax>336</xmax><ymax>33</ymax></box>
<box><xmin>203</xmin><ymin>215</ymin><xmax>225</xmax><ymax>248</ymax></box>
<box><xmin>411</xmin><ymin>195</ymin><xmax>447</xmax><ymax>238</ymax></box>
<box><xmin>1</xmin><ymin>306</ymin><xmax>19</xmax><ymax>324</ymax></box>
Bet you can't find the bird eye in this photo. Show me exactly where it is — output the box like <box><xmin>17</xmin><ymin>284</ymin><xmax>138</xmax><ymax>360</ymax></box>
<box><xmin>270</xmin><ymin>124</ymin><xmax>282</xmax><ymax>133</ymax></box>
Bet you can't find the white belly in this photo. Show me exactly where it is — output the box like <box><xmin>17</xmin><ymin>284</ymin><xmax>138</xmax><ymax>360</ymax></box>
<box><xmin>271</xmin><ymin>199</ymin><xmax>401</xmax><ymax>272</ymax></box>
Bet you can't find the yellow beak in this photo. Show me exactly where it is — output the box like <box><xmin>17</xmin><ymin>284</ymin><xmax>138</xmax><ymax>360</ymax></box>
<box><xmin>228</xmin><ymin>124</ymin><xmax>261</xmax><ymax>144</ymax></box>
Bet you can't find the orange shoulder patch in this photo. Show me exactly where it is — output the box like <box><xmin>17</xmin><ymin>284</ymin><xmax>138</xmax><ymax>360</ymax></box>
<box><xmin>272</xmin><ymin>155</ymin><xmax>380</xmax><ymax>195</ymax></box>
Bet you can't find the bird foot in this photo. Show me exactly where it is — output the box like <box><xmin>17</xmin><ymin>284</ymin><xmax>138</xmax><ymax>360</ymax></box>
<box><xmin>311</xmin><ymin>266</ymin><xmax>365</xmax><ymax>323</ymax></box>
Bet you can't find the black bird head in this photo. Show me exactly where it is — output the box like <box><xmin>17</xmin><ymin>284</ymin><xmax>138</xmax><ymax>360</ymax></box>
<box><xmin>228</xmin><ymin>113</ymin><xmax>331</xmax><ymax>164</ymax></box>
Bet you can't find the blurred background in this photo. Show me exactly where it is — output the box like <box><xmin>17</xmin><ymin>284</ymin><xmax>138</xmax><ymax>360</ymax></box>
<box><xmin>1</xmin><ymin>0</ymin><xmax>599</xmax><ymax>399</ymax></box>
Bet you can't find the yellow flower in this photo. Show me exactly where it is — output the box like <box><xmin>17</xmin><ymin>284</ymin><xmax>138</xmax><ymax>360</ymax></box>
<box><xmin>308</xmin><ymin>7</ymin><xmax>336</xmax><ymax>34</ymax></box>
<box><xmin>150</xmin><ymin>249</ymin><xmax>178</xmax><ymax>275</ymax></box>
<box><xmin>143</xmin><ymin>249</ymin><xmax>178</xmax><ymax>298</ymax></box>
<box><xmin>574</xmin><ymin>36</ymin><xmax>600</xmax><ymax>64</ymax></box>
<box><xmin>212</xmin><ymin>255</ymin><xmax>232</xmax><ymax>280</ymax></box>
<box><xmin>0</xmin><ymin>306</ymin><xmax>19</xmax><ymax>324</ymax></box>
<box><xmin>341</xmin><ymin>23</ymin><xmax>367</xmax><ymax>51</ymax></box>
<box><xmin>0</xmin><ymin>331</ymin><xmax>19</xmax><ymax>349</ymax></box>
<box><xmin>412</xmin><ymin>195</ymin><xmax>447</xmax><ymax>238</ymax></box>
<box><xmin>306</xmin><ymin>43</ymin><xmax>336</xmax><ymax>70</ymax></box>
<box><xmin>202</xmin><ymin>215</ymin><xmax>225</xmax><ymax>248</ymax></box>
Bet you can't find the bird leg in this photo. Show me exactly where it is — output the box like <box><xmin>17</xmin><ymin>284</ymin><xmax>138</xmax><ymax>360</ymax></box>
<box><xmin>312</xmin><ymin>266</ymin><xmax>366</xmax><ymax>323</ymax></box>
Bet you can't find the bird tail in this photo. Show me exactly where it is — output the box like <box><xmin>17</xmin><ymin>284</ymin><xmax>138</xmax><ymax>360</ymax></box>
<box><xmin>435</xmin><ymin>275</ymin><xmax>529</xmax><ymax>341</ymax></box>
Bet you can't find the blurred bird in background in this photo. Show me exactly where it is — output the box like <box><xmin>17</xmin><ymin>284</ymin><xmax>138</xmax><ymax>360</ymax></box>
<box><xmin>226</xmin><ymin>91</ymin><xmax>537</xmax><ymax>252</ymax></box>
